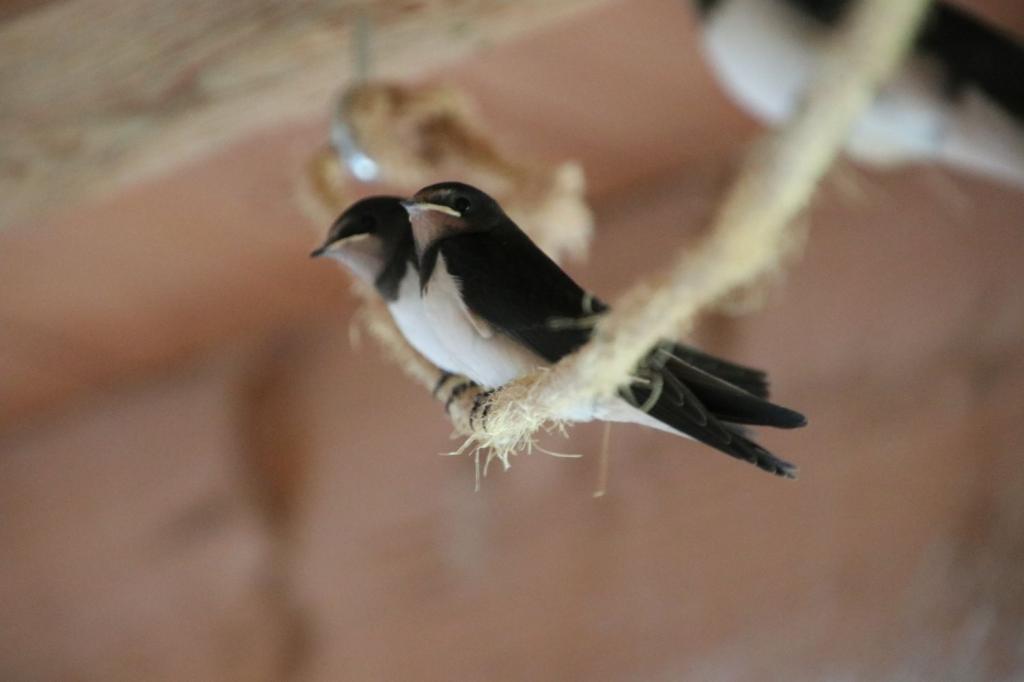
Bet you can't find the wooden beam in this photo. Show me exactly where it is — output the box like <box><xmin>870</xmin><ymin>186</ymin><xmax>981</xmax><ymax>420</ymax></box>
<box><xmin>0</xmin><ymin>0</ymin><xmax>607</xmax><ymax>229</ymax></box>
<box><xmin>2</xmin><ymin>0</ymin><xmax>1022</xmax><ymax>430</ymax></box>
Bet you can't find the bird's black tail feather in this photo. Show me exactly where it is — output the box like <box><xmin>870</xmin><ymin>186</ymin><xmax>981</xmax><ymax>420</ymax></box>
<box><xmin>623</xmin><ymin>352</ymin><xmax>805</xmax><ymax>478</ymax></box>
<box><xmin>667</xmin><ymin>343</ymin><xmax>771</xmax><ymax>399</ymax></box>
<box><xmin>720</xmin><ymin>425</ymin><xmax>799</xmax><ymax>478</ymax></box>
<box><xmin>630</xmin><ymin>383</ymin><xmax>799</xmax><ymax>478</ymax></box>
<box><xmin>661</xmin><ymin>354</ymin><xmax>805</xmax><ymax>429</ymax></box>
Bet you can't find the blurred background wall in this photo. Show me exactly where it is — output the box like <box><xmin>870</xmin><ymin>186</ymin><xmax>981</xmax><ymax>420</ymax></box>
<box><xmin>2</xmin><ymin>0</ymin><xmax>1023</xmax><ymax>680</ymax></box>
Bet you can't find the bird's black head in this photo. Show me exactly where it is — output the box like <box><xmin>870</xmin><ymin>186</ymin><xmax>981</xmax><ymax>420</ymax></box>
<box><xmin>408</xmin><ymin>182</ymin><xmax>506</xmax><ymax>229</ymax></box>
<box><xmin>401</xmin><ymin>182</ymin><xmax>508</xmax><ymax>291</ymax></box>
<box><xmin>310</xmin><ymin>196</ymin><xmax>416</xmax><ymax>301</ymax></box>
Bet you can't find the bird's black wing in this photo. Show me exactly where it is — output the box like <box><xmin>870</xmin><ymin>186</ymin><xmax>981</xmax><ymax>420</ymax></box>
<box><xmin>439</xmin><ymin>219</ymin><xmax>805</xmax><ymax>422</ymax></box>
<box><xmin>439</xmin><ymin>225</ymin><xmax>600</xmax><ymax>363</ymax></box>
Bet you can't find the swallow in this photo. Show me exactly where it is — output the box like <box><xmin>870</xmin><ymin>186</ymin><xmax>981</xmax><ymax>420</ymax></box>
<box><xmin>697</xmin><ymin>0</ymin><xmax>1024</xmax><ymax>186</ymax></box>
<box><xmin>310</xmin><ymin>196</ymin><xmax>465</xmax><ymax>375</ymax></box>
<box><xmin>402</xmin><ymin>182</ymin><xmax>807</xmax><ymax>477</ymax></box>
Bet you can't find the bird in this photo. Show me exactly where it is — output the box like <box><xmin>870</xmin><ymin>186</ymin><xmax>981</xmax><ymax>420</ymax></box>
<box><xmin>696</xmin><ymin>0</ymin><xmax>1024</xmax><ymax>187</ymax></box>
<box><xmin>402</xmin><ymin>181</ymin><xmax>807</xmax><ymax>478</ymax></box>
<box><xmin>310</xmin><ymin>196</ymin><xmax>465</xmax><ymax>375</ymax></box>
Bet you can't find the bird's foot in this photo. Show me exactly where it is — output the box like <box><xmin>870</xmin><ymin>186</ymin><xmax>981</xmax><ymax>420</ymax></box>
<box><xmin>469</xmin><ymin>388</ymin><xmax>496</xmax><ymax>431</ymax></box>
<box><xmin>442</xmin><ymin>377</ymin><xmax>477</xmax><ymax>415</ymax></box>
<box><xmin>433</xmin><ymin>371</ymin><xmax>455</xmax><ymax>397</ymax></box>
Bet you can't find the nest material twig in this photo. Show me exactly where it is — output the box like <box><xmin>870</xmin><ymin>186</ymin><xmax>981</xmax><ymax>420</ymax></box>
<box><xmin>303</xmin><ymin>0</ymin><xmax>931</xmax><ymax>479</ymax></box>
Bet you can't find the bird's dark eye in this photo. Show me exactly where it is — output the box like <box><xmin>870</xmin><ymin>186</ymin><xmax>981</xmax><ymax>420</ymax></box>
<box><xmin>360</xmin><ymin>214</ymin><xmax>376</xmax><ymax>232</ymax></box>
<box><xmin>453</xmin><ymin>196</ymin><xmax>471</xmax><ymax>214</ymax></box>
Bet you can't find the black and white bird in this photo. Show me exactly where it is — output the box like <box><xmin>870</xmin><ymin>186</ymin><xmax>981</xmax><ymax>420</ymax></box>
<box><xmin>697</xmin><ymin>0</ymin><xmax>1024</xmax><ymax>187</ymax></box>
<box><xmin>310</xmin><ymin>196</ymin><xmax>465</xmax><ymax>374</ymax></box>
<box><xmin>402</xmin><ymin>182</ymin><xmax>807</xmax><ymax>477</ymax></box>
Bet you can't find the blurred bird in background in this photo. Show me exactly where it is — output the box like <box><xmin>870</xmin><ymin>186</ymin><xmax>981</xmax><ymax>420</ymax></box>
<box><xmin>696</xmin><ymin>0</ymin><xmax>1024</xmax><ymax>186</ymax></box>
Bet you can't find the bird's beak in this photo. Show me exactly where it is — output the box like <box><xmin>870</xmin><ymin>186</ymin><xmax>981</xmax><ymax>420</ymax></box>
<box><xmin>310</xmin><ymin>232</ymin><xmax>370</xmax><ymax>259</ymax></box>
<box><xmin>400</xmin><ymin>201</ymin><xmax>461</xmax><ymax>218</ymax></box>
<box><xmin>311</xmin><ymin>215</ymin><xmax>373</xmax><ymax>259</ymax></box>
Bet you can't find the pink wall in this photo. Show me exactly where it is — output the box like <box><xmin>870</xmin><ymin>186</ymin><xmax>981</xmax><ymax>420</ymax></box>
<box><xmin>2</xmin><ymin>0</ymin><xmax>1023</xmax><ymax>679</ymax></box>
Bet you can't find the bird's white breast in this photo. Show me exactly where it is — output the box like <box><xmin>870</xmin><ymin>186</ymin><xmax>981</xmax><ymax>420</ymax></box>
<box><xmin>387</xmin><ymin>268</ymin><xmax>463</xmax><ymax>375</ymax></box>
<box><xmin>421</xmin><ymin>256</ymin><xmax>547</xmax><ymax>388</ymax></box>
